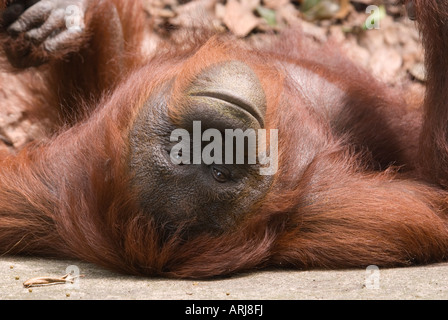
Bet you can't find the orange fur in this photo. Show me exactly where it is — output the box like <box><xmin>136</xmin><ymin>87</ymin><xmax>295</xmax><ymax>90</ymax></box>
<box><xmin>0</xmin><ymin>0</ymin><xmax>448</xmax><ymax>278</ymax></box>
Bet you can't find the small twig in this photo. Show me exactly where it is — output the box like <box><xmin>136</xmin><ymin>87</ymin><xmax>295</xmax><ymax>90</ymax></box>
<box><xmin>23</xmin><ymin>273</ymin><xmax>84</xmax><ymax>288</ymax></box>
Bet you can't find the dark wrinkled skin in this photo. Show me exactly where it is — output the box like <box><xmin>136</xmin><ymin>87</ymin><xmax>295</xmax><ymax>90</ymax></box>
<box><xmin>130</xmin><ymin>62</ymin><xmax>273</xmax><ymax>236</ymax></box>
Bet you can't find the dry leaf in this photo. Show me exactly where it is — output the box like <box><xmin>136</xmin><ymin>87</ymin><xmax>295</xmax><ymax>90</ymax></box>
<box><xmin>409</xmin><ymin>62</ymin><xmax>426</xmax><ymax>82</ymax></box>
<box><xmin>263</xmin><ymin>0</ymin><xmax>290</xmax><ymax>10</ymax></box>
<box><xmin>223</xmin><ymin>0</ymin><xmax>260</xmax><ymax>37</ymax></box>
<box><xmin>172</xmin><ymin>0</ymin><xmax>217</xmax><ymax>27</ymax></box>
<box><xmin>335</xmin><ymin>0</ymin><xmax>351</xmax><ymax>20</ymax></box>
<box><xmin>370</xmin><ymin>47</ymin><xmax>403</xmax><ymax>83</ymax></box>
<box><xmin>23</xmin><ymin>273</ymin><xmax>83</xmax><ymax>288</ymax></box>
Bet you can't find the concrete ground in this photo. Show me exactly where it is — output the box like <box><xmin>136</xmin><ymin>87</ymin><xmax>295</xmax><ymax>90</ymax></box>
<box><xmin>1</xmin><ymin>256</ymin><xmax>447</xmax><ymax>300</ymax></box>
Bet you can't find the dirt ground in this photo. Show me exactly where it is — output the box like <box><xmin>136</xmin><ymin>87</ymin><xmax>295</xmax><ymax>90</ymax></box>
<box><xmin>0</xmin><ymin>0</ymin><xmax>425</xmax><ymax>151</ymax></box>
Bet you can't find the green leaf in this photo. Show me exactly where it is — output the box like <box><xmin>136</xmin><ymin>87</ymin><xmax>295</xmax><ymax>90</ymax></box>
<box><xmin>256</xmin><ymin>6</ymin><xmax>277</xmax><ymax>27</ymax></box>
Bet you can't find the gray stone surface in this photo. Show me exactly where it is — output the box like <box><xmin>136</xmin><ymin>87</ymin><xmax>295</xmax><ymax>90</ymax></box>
<box><xmin>1</xmin><ymin>256</ymin><xmax>447</xmax><ymax>300</ymax></box>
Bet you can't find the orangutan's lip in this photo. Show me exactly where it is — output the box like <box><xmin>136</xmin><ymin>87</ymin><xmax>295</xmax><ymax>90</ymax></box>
<box><xmin>191</xmin><ymin>90</ymin><xmax>265</xmax><ymax>128</ymax></box>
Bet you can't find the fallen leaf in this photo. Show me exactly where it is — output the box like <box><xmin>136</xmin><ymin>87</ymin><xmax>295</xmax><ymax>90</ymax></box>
<box><xmin>301</xmin><ymin>0</ymin><xmax>340</xmax><ymax>21</ymax></box>
<box><xmin>23</xmin><ymin>273</ymin><xmax>84</xmax><ymax>288</ymax></box>
<box><xmin>223</xmin><ymin>0</ymin><xmax>260</xmax><ymax>37</ymax></box>
<box><xmin>409</xmin><ymin>62</ymin><xmax>426</xmax><ymax>82</ymax></box>
<box><xmin>263</xmin><ymin>0</ymin><xmax>290</xmax><ymax>10</ymax></box>
<box><xmin>335</xmin><ymin>0</ymin><xmax>351</xmax><ymax>20</ymax></box>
